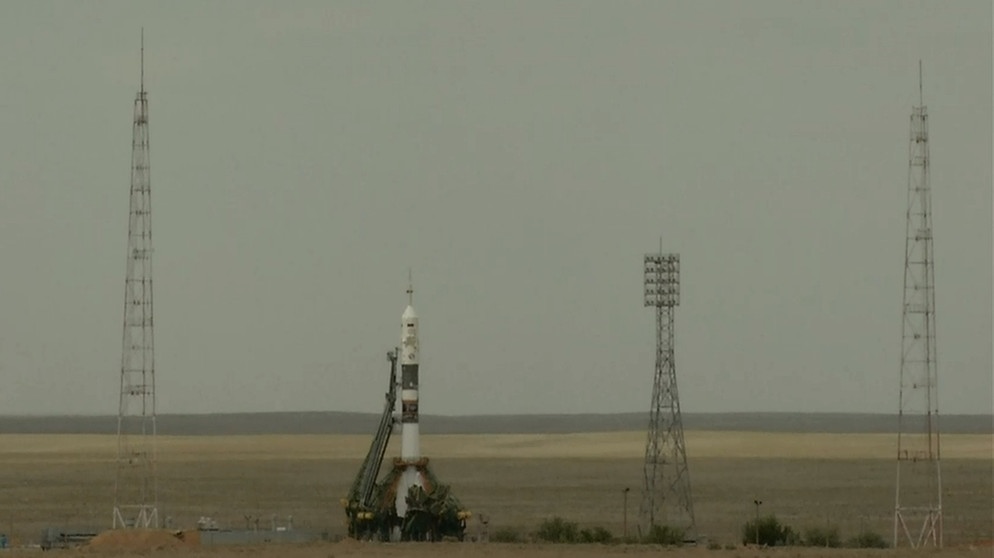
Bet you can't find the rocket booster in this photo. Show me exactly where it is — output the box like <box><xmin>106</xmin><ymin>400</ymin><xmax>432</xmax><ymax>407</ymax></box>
<box><xmin>399</xmin><ymin>286</ymin><xmax>420</xmax><ymax>461</ymax></box>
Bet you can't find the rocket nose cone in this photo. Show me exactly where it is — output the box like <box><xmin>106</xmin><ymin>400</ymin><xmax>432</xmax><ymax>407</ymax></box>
<box><xmin>402</xmin><ymin>305</ymin><xmax>418</xmax><ymax>320</ymax></box>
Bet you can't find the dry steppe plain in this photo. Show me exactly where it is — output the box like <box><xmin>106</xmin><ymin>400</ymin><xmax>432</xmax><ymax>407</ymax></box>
<box><xmin>0</xmin><ymin>431</ymin><xmax>990</xmax><ymax>557</ymax></box>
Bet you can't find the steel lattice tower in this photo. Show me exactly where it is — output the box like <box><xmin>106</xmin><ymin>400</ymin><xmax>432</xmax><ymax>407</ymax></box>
<box><xmin>639</xmin><ymin>250</ymin><xmax>695</xmax><ymax>538</ymax></box>
<box><xmin>114</xmin><ymin>31</ymin><xmax>158</xmax><ymax>529</ymax></box>
<box><xmin>894</xmin><ymin>63</ymin><xmax>941</xmax><ymax>549</ymax></box>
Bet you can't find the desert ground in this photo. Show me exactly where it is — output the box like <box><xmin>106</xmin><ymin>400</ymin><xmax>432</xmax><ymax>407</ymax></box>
<box><xmin>0</xmin><ymin>431</ymin><xmax>990</xmax><ymax>557</ymax></box>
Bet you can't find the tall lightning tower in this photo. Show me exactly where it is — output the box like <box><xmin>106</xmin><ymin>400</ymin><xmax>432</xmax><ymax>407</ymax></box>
<box><xmin>894</xmin><ymin>62</ymin><xmax>942</xmax><ymax>549</ymax></box>
<box><xmin>114</xmin><ymin>30</ymin><xmax>158</xmax><ymax>530</ymax></box>
<box><xmin>639</xmin><ymin>249</ymin><xmax>695</xmax><ymax>538</ymax></box>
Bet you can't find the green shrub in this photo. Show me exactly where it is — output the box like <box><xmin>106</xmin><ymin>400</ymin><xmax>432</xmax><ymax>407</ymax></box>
<box><xmin>491</xmin><ymin>527</ymin><xmax>522</xmax><ymax>543</ymax></box>
<box><xmin>645</xmin><ymin>524</ymin><xmax>684</xmax><ymax>545</ymax></box>
<box><xmin>579</xmin><ymin>526</ymin><xmax>615</xmax><ymax>544</ymax></box>
<box><xmin>706</xmin><ymin>541</ymin><xmax>722</xmax><ymax>550</ymax></box>
<box><xmin>803</xmin><ymin>525</ymin><xmax>841</xmax><ymax>547</ymax></box>
<box><xmin>741</xmin><ymin>515</ymin><xmax>797</xmax><ymax>546</ymax></box>
<box><xmin>846</xmin><ymin>530</ymin><xmax>889</xmax><ymax>548</ymax></box>
<box><xmin>536</xmin><ymin>516</ymin><xmax>579</xmax><ymax>543</ymax></box>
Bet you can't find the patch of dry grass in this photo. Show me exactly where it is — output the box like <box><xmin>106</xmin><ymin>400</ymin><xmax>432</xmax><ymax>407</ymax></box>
<box><xmin>1</xmin><ymin>431</ymin><xmax>989</xmax><ymax>460</ymax></box>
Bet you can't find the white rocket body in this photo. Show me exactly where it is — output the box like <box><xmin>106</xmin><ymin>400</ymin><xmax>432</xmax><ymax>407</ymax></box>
<box><xmin>395</xmin><ymin>297</ymin><xmax>424</xmax><ymax>518</ymax></box>
<box><xmin>399</xmin><ymin>303</ymin><xmax>420</xmax><ymax>460</ymax></box>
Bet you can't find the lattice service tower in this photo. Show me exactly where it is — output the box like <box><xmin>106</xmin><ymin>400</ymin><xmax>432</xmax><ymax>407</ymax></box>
<box><xmin>639</xmin><ymin>250</ymin><xmax>695</xmax><ymax>539</ymax></box>
<box><xmin>894</xmin><ymin>63</ymin><xmax>942</xmax><ymax>549</ymax></box>
<box><xmin>114</xmin><ymin>31</ymin><xmax>158</xmax><ymax>529</ymax></box>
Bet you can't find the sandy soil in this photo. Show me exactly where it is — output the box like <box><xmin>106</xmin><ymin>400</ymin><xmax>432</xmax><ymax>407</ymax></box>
<box><xmin>0</xmin><ymin>432</ymin><xmax>988</xmax><ymax>556</ymax></box>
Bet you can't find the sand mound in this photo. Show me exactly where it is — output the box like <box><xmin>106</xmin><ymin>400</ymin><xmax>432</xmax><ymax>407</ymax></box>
<box><xmin>88</xmin><ymin>528</ymin><xmax>200</xmax><ymax>551</ymax></box>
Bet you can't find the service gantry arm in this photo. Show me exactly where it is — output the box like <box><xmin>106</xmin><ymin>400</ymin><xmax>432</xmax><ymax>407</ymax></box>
<box><xmin>348</xmin><ymin>348</ymin><xmax>399</xmax><ymax>509</ymax></box>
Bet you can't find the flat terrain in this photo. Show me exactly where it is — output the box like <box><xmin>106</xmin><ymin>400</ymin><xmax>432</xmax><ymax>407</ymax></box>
<box><xmin>2</xmin><ymin>412</ymin><xmax>990</xmax><ymax>435</ymax></box>
<box><xmin>0</xmin><ymin>432</ymin><xmax>990</xmax><ymax>557</ymax></box>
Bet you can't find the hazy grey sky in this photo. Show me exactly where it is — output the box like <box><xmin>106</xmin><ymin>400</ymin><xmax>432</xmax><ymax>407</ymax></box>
<box><xmin>0</xmin><ymin>1</ymin><xmax>990</xmax><ymax>416</ymax></box>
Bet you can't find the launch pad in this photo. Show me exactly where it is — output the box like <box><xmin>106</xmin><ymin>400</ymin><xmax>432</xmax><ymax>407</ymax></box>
<box><xmin>346</xmin><ymin>454</ymin><xmax>469</xmax><ymax>541</ymax></box>
<box><xmin>343</xmin><ymin>286</ymin><xmax>470</xmax><ymax>541</ymax></box>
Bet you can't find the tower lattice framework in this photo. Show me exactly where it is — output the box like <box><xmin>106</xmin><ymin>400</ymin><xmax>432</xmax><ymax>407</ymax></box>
<box><xmin>894</xmin><ymin>64</ymin><xmax>941</xmax><ymax>549</ymax></box>
<box><xmin>114</xmin><ymin>32</ymin><xmax>158</xmax><ymax>529</ymax></box>
<box><xmin>639</xmin><ymin>251</ymin><xmax>695</xmax><ymax>538</ymax></box>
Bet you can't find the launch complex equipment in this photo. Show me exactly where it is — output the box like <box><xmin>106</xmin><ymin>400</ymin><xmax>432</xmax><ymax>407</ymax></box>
<box><xmin>343</xmin><ymin>285</ymin><xmax>470</xmax><ymax>541</ymax></box>
<box><xmin>639</xmin><ymin>250</ymin><xmax>696</xmax><ymax>539</ymax></box>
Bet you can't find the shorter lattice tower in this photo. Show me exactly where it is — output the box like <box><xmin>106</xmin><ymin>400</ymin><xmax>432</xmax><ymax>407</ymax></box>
<box><xmin>639</xmin><ymin>249</ymin><xmax>695</xmax><ymax>538</ymax></box>
<box><xmin>894</xmin><ymin>62</ymin><xmax>942</xmax><ymax>549</ymax></box>
<box><xmin>114</xmin><ymin>30</ymin><xmax>158</xmax><ymax>529</ymax></box>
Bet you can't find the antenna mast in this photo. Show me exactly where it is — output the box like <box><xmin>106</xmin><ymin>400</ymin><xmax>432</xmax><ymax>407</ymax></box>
<box><xmin>114</xmin><ymin>29</ymin><xmax>158</xmax><ymax>530</ymax></box>
<box><xmin>918</xmin><ymin>60</ymin><xmax>922</xmax><ymax>106</ymax></box>
<box><xmin>639</xmin><ymin>249</ymin><xmax>695</xmax><ymax>539</ymax></box>
<box><xmin>407</xmin><ymin>268</ymin><xmax>413</xmax><ymax>305</ymax></box>
<box><xmin>894</xmin><ymin>62</ymin><xmax>942</xmax><ymax>549</ymax></box>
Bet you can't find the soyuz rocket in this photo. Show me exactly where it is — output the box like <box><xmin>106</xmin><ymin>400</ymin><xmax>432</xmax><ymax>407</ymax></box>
<box><xmin>395</xmin><ymin>282</ymin><xmax>423</xmax><ymax>516</ymax></box>
<box><xmin>399</xmin><ymin>282</ymin><xmax>420</xmax><ymax>459</ymax></box>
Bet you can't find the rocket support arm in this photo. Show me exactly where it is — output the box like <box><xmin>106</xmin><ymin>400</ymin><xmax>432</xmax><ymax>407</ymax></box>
<box><xmin>348</xmin><ymin>348</ymin><xmax>399</xmax><ymax>509</ymax></box>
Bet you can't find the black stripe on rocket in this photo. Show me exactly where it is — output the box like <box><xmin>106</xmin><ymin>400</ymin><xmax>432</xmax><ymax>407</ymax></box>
<box><xmin>401</xmin><ymin>364</ymin><xmax>419</xmax><ymax>423</ymax></box>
